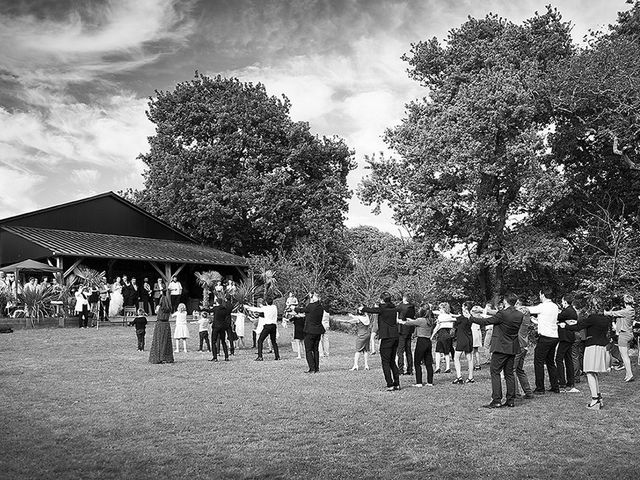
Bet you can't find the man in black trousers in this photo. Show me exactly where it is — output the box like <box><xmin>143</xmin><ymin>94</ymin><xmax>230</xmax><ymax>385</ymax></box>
<box><xmin>361</xmin><ymin>292</ymin><xmax>401</xmax><ymax>391</ymax></box>
<box><xmin>471</xmin><ymin>292</ymin><xmax>524</xmax><ymax>408</ymax></box>
<box><xmin>294</xmin><ymin>292</ymin><xmax>325</xmax><ymax>373</ymax></box>
<box><xmin>208</xmin><ymin>294</ymin><xmax>232</xmax><ymax>362</ymax></box>
<box><xmin>396</xmin><ymin>294</ymin><xmax>415</xmax><ymax>376</ymax></box>
<box><xmin>556</xmin><ymin>293</ymin><xmax>579</xmax><ymax>392</ymax></box>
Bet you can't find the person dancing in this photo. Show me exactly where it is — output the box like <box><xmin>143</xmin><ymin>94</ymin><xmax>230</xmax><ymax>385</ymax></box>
<box><xmin>346</xmin><ymin>313</ymin><xmax>371</xmax><ymax>370</ymax></box>
<box><xmin>361</xmin><ymin>292</ymin><xmax>401</xmax><ymax>391</ymax></box>
<box><xmin>208</xmin><ymin>295</ymin><xmax>232</xmax><ymax>361</ymax></box>
<box><xmin>452</xmin><ymin>301</ymin><xmax>475</xmax><ymax>384</ymax></box>
<box><xmin>431</xmin><ymin>303</ymin><xmax>456</xmax><ymax>374</ymax></box>
<box><xmin>294</xmin><ymin>292</ymin><xmax>325</xmax><ymax>372</ymax></box>
<box><xmin>471</xmin><ymin>293</ymin><xmax>524</xmax><ymax>408</ymax></box>
<box><xmin>604</xmin><ymin>294</ymin><xmax>636</xmax><ymax>382</ymax></box>
<box><xmin>246</xmin><ymin>297</ymin><xmax>280</xmax><ymax>362</ymax></box>
<box><xmin>561</xmin><ymin>297</ymin><xmax>611</xmax><ymax>409</ymax></box>
<box><xmin>397</xmin><ymin>306</ymin><xmax>435</xmax><ymax>387</ymax></box>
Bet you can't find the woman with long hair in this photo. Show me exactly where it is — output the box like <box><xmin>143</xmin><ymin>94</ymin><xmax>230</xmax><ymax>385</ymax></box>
<box><xmin>109</xmin><ymin>277</ymin><xmax>124</xmax><ymax>318</ymax></box>
<box><xmin>561</xmin><ymin>297</ymin><xmax>611</xmax><ymax>410</ymax></box>
<box><xmin>452</xmin><ymin>301</ymin><xmax>475</xmax><ymax>384</ymax></box>
<box><xmin>149</xmin><ymin>294</ymin><xmax>174</xmax><ymax>364</ymax></box>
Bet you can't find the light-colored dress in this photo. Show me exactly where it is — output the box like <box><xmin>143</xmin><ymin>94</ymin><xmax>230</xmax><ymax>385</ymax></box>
<box><xmin>173</xmin><ymin>311</ymin><xmax>189</xmax><ymax>339</ymax></box>
<box><xmin>109</xmin><ymin>283</ymin><xmax>124</xmax><ymax>317</ymax></box>
<box><xmin>471</xmin><ymin>323</ymin><xmax>482</xmax><ymax>348</ymax></box>
<box><xmin>233</xmin><ymin>312</ymin><xmax>246</xmax><ymax>337</ymax></box>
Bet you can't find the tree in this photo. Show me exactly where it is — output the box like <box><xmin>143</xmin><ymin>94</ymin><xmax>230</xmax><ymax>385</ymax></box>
<box><xmin>359</xmin><ymin>8</ymin><xmax>573</xmax><ymax>300</ymax></box>
<box><xmin>135</xmin><ymin>73</ymin><xmax>355</xmax><ymax>255</ymax></box>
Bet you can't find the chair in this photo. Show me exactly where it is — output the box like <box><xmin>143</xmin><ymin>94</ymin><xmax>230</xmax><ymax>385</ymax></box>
<box><xmin>122</xmin><ymin>306</ymin><xmax>136</xmax><ymax>325</ymax></box>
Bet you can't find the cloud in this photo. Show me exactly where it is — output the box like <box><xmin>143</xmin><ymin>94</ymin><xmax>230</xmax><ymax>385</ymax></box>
<box><xmin>0</xmin><ymin>0</ymin><xmax>195</xmax><ymax>89</ymax></box>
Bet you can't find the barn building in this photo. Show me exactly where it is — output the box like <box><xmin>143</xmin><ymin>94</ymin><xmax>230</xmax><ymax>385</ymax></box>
<box><xmin>0</xmin><ymin>192</ymin><xmax>247</xmax><ymax>302</ymax></box>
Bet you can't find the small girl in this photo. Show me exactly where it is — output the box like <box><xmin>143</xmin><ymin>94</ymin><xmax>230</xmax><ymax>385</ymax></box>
<box><xmin>129</xmin><ymin>308</ymin><xmax>148</xmax><ymax>351</ymax></box>
<box><xmin>471</xmin><ymin>320</ymin><xmax>482</xmax><ymax>370</ymax></box>
<box><xmin>431</xmin><ymin>302</ymin><xmax>456</xmax><ymax>374</ymax></box>
<box><xmin>190</xmin><ymin>310</ymin><xmax>211</xmax><ymax>352</ymax></box>
<box><xmin>172</xmin><ymin>303</ymin><xmax>189</xmax><ymax>353</ymax></box>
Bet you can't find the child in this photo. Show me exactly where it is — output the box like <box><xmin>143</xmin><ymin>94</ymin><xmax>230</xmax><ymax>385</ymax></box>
<box><xmin>471</xmin><ymin>320</ymin><xmax>482</xmax><ymax>370</ymax></box>
<box><xmin>318</xmin><ymin>310</ymin><xmax>331</xmax><ymax>357</ymax></box>
<box><xmin>233</xmin><ymin>311</ymin><xmax>246</xmax><ymax>348</ymax></box>
<box><xmin>191</xmin><ymin>310</ymin><xmax>211</xmax><ymax>352</ymax></box>
<box><xmin>172</xmin><ymin>303</ymin><xmax>189</xmax><ymax>353</ymax></box>
<box><xmin>129</xmin><ymin>308</ymin><xmax>148</xmax><ymax>351</ymax></box>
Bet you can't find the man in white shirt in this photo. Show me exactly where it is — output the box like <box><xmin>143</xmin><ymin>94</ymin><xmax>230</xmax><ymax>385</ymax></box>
<box><xmin>526</xmin><ymin>287</ymin><xmax>560</xmax><ymax>394</ymax></box>
<box><xmin>245</xmin><ymin>298</ymin><xmax>280</xmax><ymax>361</ymax></box>
<box><xmin>168</xmin><ymin>276</ymin><xmax>182</xmax><ymax>313</ymax></box>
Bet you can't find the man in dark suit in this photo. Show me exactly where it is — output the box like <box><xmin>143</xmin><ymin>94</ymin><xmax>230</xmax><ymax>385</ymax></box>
<box><xmin>396</xmin><ymin>294</ymin><xmax>415</xmax><ymax>375</ymax></box>
<box><xmin>471</xmin><ymin>292</ymin><xmax>524</xmax><ymax>408</ymax></box>
<box><xmin>361</xmin><ymin>292</ymin><xmax>401</xmax><ymax>391</ymax></box>
<box><xmin>556</xmin><ymin>293</ymin><xmax>579</xmax><ymax>392</ymax></box>
<box><xmin>294</xmin><ymin>292</ymin><xmax>325</xmax><ymax>373</ymax></box>
<box><xmin>208</xmin><ymin>294</ymin><xmax>232</xmax><ymax>362</ymax></box>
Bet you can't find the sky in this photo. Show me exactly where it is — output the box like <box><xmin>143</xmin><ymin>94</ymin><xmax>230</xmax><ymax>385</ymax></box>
<box><xmin>0</xmin><ymin>0</ymin><xmax>630</xmax><ymax>234</ymax></box>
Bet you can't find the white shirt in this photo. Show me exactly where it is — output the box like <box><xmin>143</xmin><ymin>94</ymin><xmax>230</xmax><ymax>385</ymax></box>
<box><xmin>528</xmin><ymin>299</ymin><xmax>559</xmax><ymax>338</ymax></box>
<box><xmin>246</xmin><ymin>304</ymin><xmax>278</xmax><ymax>333</ymax></box>
<box><xmin>168</xmin><ymin>281</ymin><xmax>182</xmax><ymax>295</ymax></box>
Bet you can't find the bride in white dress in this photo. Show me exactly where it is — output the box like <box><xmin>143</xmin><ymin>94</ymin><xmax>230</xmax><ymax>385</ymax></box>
<box><xmin>109</xmin><ymin>277</ymin><xmax>124</xmax><ymax>317</ymax></box>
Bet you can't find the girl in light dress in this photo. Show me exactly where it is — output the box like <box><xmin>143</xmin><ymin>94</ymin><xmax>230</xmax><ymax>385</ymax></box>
<box><xmin>109</xmin><ymin>277</ymin><xmax>124</xmax><ymax>317</ymax></box>
<box><xmin>431</xmin><ymin>302</ymin><xmax>456</xmax><ymax>374</ymax></box>
<box><xmin>471</xmin><ymin>321</ymin><xmax>482</xmax><ymax>370</ymax></box>
<box><xmin>172</xmin><ymin>303</ymin><xmax>190</xmax><ymax>352</ymax></box>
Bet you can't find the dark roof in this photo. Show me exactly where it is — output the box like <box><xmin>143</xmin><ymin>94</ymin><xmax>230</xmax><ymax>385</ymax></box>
<box><xmin>0</xmin><ymin>191</ymin><xmax>195</xmax><ymax>243</ymax></box>
<box><xmin>2</xmin><ymin>226</ymin><xmax>247</xmax><ymax>267</ymax></box>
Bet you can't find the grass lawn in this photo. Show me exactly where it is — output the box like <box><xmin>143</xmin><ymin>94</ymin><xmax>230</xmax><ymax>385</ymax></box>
<box><xmin>1</xmin><ymin>321</ymin><xmax>639</xmax><ymax>479</ymax></box>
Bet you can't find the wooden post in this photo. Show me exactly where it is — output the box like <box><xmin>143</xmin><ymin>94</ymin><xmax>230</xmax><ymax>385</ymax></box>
<box><xmin>63</xmin><ymin>258</ymin><xmax>85</xmax><ymax>279</ymax></box>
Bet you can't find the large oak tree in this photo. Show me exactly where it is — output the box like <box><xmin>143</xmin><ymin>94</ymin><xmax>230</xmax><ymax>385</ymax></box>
<box><xmin>136</xmin><ymin>73</ymin><xmax>355</xmax><ymax>255</ymax></box>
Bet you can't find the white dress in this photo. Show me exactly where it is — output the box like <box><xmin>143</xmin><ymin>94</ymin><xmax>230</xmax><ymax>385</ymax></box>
<box><xmin>471</xmin><ymin>323</ymin><xmax>482</xmax><ymax>348</ymax></box>
<box><xmin>173</xmin><ymin>311</ymin><xmax>189</xmax><ymax>339</ymax></box>
<box><xmin>109</xmin><ymin>283</ymin><xmax>124</xmax><ymax>317</ymax></box>
<box><xmin>233</xmin><ymin>312</ymin><xmax>245</xmax><ymax>337</ymax></box>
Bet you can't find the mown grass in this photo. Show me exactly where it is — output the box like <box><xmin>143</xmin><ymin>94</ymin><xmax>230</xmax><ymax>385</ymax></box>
<box><xmin>1</xmin><ymin>322</ymin><xmax>639</xmax><ymax>480</ymax></box>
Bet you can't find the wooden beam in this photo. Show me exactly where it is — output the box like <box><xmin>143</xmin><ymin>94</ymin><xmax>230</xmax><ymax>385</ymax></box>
<box><xmin>63</xmin><ymin>258</ymin><xmax>84</xmax><ymax>279</ymax></box>
<box><xmin>54</xmin><ymin>257</ymin><xmax>63</xmax><ymax>284</ymax></box>
<box><xmin>173</xmin><ymin>263</ymin><xmax>186</xmax><ymax>278</ymax></box>
<box><xmin>149</xmin><ymin>261</ymin><xmax>168</xmax><ymax>283</ymax></box>
<box><xmin>236</xmin><ymin>266</ymin><xmax>248</xmax><ymax>281</ymax></box>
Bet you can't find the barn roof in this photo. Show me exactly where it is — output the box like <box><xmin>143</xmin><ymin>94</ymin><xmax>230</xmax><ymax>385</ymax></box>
<box><xmin>2</xmin><ymin>226</ymin><xmax>247</xmax><ymax>267</ymax></box>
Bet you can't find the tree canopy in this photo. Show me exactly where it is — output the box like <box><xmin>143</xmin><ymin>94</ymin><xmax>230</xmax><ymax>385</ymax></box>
<box><xmin>135</xmin><ymin>73</ymin><xmax>355</xmax><ymax>255</ymax></box>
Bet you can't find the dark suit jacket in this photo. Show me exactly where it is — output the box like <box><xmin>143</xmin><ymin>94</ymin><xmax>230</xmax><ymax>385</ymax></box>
<box><xmin>472</xmin><ymin>306</ymin><xmax>523</xmax><ymax>355</ymax></box>
<box><xmin>208</xmin><ymin>303</ymin><xmax>231</xmax><ymax>329</ymax></box>
<box><xmin>362</xmin><ymin>302</ymin><xmax>399</xmax><ymax>339</ymax></box>
<box><xmin>397</xmin><ymin>303</ymin><xmax>416</xmax><ymax>336</ymax></box>
<box><xmin>295</xmin><ymin>302</ymin><xmax>325</xmax><ymax>335</ymax></box>
<box><xmin>557</xmin><ymin>306</ymin><xmax>577</xmax><ymax>343</ymax></box>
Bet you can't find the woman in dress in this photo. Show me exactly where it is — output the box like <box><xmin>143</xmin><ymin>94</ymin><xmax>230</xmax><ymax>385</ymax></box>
<box><xmin>452</xmin><ymin>301</ymin><xmax>475</xmax><ymax>384</ymax></box>
<box><xmin>149</xmin><ymin>294</ymin><xmax>174</xmax><ymax>364</ymax></box>
<box><xmin>431</xmin><ymin>302</ymin><xmax>456</xmax><ymax>374</ymax></box>
<box><xmin>172</xmin><ymin>303</ymin><xmax>190</xmax><ymax>353</ymax></box>
<box><xmin>346</xmin><ymin>313</ymin><xmax>371</xmax><ymax>370</ymax></box>
<box><xmin>604</xmin><ymin>294</ymin><xmax>636</xmax><ymax>382</ymax></box>
<box><xmin>109</xmin><ymin>277</ymin><xmax>124</xmax><ymax>317</ymax></box>
<box><xmin>561</xmin><ymin>297</ymin><xmax>611</xmax><ymax>409</ymax></box>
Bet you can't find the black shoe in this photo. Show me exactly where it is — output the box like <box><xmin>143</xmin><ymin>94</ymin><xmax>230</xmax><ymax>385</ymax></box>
<box><xmin>549</xmin><ymin>388</ymin><xmax>561</xmax><ymax>394</ymax></box>
<box><xmin>483</xmin><ymin>401</ymin><xmax>503</xmax><ymax>409</ymax></box>
<box><xmin>393</xmin><ymin>385</ymin><xmax>401</xmax><ymax>391</ymax></box>
<box><xmin>524</xmin><ymin>392</ymin><xmax>535</xmax><ymax>399</ymax></box>
<box><xmin>208</xmin><ymin>358</ymin><xmax>218</xmax><ymax>362</ymax></box>
<box><xmin>434</xmin><ymin>369</ymin><xmax>441</xmax><ymax>374</ymax></box>
<box><xmin>307</xmin><ymin>369</ymin><xmax>315</xmax><ymax>373</ymax></box>
<box><xmin>224</xmin><ymin>357</ymin><xmax>229</xmax><ymax>361</ymax></box>
<box><xmin>314</xmin><ymin>369</ymin><xmax>320</xmax><ymax>373</ymax></box>
<box><xmin>274</xmin><ymin>357</ymin><xmax>281</xmax><ymax>361</ymax></box>
<box><xmin>443</xmin><ymin>368</ymin><xmax>451</xmax><ymax>373</ymax></box>
<box><xmin>452</xmin><ymin>377</ymin><xmax>463</xmax><ymax>385</ymax></box>
<box><xmin>533</xmin><ymin>389</ymin><xmax>545</xmax><ymax>395</ymax></box>
<box><xmin>255</xmin><ymin>357</ymin><xmax>264</xmax><ymax>361</ymax></box>
<box><xmin>503</xmin><ymin>400</ymin><xmax>515</xmax><ymax>407</ymax></box>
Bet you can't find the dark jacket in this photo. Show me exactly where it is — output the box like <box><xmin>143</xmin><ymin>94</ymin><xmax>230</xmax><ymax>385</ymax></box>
<box><xmin>362</xmin><ymin>302</ymin><xmax>399</xmax><ymax>339</ymax></box>
<box><xmin>566</xmin><ymin>314</ymin><xmax>610</xmax><ymax>347</ymax></box>
<box><xmin>557</xmin><ymin>306</ymin><xmax>578</xmax><ymax>343</ymax></box>
<box><xmin>472</xmin><ymin>306</ymin><xmax>523</xmax><ymax>355</ymax></box>
<box><xmin>295</xmin><ymin>302</ymin><xmax>325</xmax><ymax>335</ymax></box>
<box><xmin>208</xmin><ymin>303</ymin><xmax>232</xmax><ymax>329</ymax></box>
<box><xmin>397</xmin><ymin>302</ymin><xmax>416</xmax><ymax>336</ymax></box>
<box><xmin>129</xmin><ymin>316</ymin><xmax>148</xmax><ymax>330</ymax></box>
